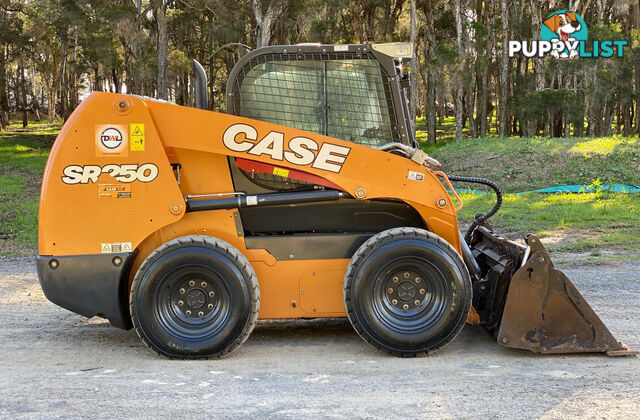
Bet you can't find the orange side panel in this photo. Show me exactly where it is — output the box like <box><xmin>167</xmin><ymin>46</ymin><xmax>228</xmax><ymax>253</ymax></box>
<box><xmin>39</xmin><ymin>94</ymin><xmax>184</xmax><ymax>256</ymax></box>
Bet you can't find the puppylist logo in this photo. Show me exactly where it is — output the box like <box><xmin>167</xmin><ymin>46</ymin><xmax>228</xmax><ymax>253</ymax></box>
<box><xmin>509</xmin><ymin>10</ymin><xmax>627</xmax><ymax>60</ymax></box>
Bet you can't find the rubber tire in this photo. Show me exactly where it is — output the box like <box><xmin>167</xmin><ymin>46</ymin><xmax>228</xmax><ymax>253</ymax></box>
<box><xmin>130</xmin><ymin>235</ymin><xmax>259</xmax><ymax>358</ymax></box>
<box><xmin>344</xmin><ymin>227</ymin><xmax>471</xmax><ymax>357</ymax></box>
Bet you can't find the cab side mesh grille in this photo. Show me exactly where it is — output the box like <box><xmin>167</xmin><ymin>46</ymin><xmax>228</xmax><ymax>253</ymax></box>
<box><xmin>230</xmin><ymin>52</ymin><xmax>400</xmax><ymax>148</ymax></box>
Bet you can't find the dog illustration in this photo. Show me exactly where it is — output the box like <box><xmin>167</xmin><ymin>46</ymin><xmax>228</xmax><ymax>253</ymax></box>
<box><xmin>544</xmin><ymin>12</ymin><xmax>581</xmax><ymax>59</ymax></box>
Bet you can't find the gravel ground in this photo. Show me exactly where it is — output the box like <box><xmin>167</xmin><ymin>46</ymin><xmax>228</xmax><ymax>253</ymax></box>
<box><xmin>0</xmin><ymin>256</ymin><xmax>638</xmax><ymax>419</ymax></box>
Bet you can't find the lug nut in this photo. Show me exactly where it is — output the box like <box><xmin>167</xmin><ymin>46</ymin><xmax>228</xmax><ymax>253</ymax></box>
<box><xmin>415</xmin><ymin>300</ymin><xmax>420</xmax><ymax>305</ymax></box>
<box><xmin>387</xmin><ymin>288</ymin><xmax>393</xmax><ymax>294</ymax></box>
<box><xmin>420</xmin><ymin>289</ymin><xmax>426</xmax><ymax>295</ymax></box>
<box><xmin>185</xmin><ymin>310</ymin><xmax>191</xmax><ymax>316</ymax></box>
<box><xmin>403</xmin><ymin>304</ymin><xmax>409</xmax><ymax>310</ymax></box>
<box><xmin>403</xmin><ymin>272</ymin><xmax>410</xmax><ymax>278</ymax></box>
<box><xmin>198</xmin><ymin>311</ymin><xmax>204</xmax><ymax>317</ymax></box>
<box><xmin>177</xmin><ymin>300</ymin><xmax>184</xmax><ymax>306</ymax></box>
<box><xmin>209</xmin><ymin>291</ymin><xmax>215</xmax><ymax>297</ymax></box>
<box><xmin>179</xmin><ymin>288</ymin><xmax>185</xmax><ymax>294</ymax></box>
<box><xmin>392</xmin><ymin>299</ymin><xmax>398</xmax><ymax>305</ymax></box>
<box><xmin>392</xmin><ymin>277</ymin><xmax>398</xmax><ymax>283</ymax></box>
<box><xmin>415</xmin><ymin>277</ymin><xmax>421</xmax><ymax>283</ymax></box>
<box><xmin>208</xmin><ymin>303</ymin><xmax>214</xmax><ymax>309</ymax></box>
<box><xmin>189</xmin><ymin>280</ymin><xmax>195</xmax><ymax>287</ymax></box>
<box><xmin>201</xmin><ymin>282</ymin><xmax>207</xmax><ymax>287</ymax></box>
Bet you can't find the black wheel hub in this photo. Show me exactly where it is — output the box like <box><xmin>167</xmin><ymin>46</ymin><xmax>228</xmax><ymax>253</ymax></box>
<box><xmin>166</xmin><ymin>275</ymin><xmax>221</xmax><ymax>320</ymax></box>
<box><xmin>385</xmin><ymin>270</ymin><xmax>431</xmax><ymax>311</ymax></box>
<box><xmin>397</xmin><ymin>282</ymin><xmax>416</xmax><ymax>301</ymax></box>
<box><xmin>186</xmin><ymin>289</ymin><xmax>206</xmax><ymax>309</ymax></box>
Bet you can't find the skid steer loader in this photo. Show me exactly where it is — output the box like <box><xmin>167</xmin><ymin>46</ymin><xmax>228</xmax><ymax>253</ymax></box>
<box><xmin>37</xmin><ymin>43</ymin><xmax>635</xmax><ymax>358</ymax></box>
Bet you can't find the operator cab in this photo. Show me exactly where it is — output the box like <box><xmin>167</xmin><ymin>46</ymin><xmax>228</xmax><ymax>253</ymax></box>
<box><xmin>225</xmin><ymin>43</ymin><xmax>415</xmax><ymax>148</ymax></box>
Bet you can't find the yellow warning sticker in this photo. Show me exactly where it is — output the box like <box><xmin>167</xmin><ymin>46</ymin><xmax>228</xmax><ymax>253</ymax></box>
<box><xmin>130</xmin><ymin>123</ymin><xmax>145</xmax><ymax>151</ymax></box>
<box><xmin>272</xmin><ymin>167</ymin><xmax>290</xmax><ymax>177</ymax></box>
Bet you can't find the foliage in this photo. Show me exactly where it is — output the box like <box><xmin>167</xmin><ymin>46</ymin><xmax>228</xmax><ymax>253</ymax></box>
<box><xmin>0</xmin><ymin>0</ymin><xmax>637</xmax><ymax>141</ymax></box>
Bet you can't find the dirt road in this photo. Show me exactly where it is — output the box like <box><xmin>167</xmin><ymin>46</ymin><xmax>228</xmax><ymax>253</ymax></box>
<box><xmin>0</xmin><ymin>256</ymin><xmax>638</xmax><ymax>419</ymax></box>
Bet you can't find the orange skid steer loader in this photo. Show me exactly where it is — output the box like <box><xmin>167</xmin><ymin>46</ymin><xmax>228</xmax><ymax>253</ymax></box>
<box><xmin>37</xmin><ymin>43</ymin><xmax>635</xmax><ymax>358</ymax></box>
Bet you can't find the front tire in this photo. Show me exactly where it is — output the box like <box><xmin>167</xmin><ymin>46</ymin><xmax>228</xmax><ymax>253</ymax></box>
<box><xmin>344</xmin><ymin>227</ymin><xmax>471</xmax><ymax>357</ymax></box>
<box><xmin>130</xmin><ymin>235</ymin><xmax>259</xmax><ymax>358</ymax></box>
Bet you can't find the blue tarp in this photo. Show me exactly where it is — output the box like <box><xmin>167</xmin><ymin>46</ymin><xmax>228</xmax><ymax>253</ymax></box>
<box><xmin>523</xmin><ymin>184</ymin><xmax>640</xmax><ymax>193</ymax></box>
<box><xmin>449</xmin><ymin>184</ymin><xmax>640</xmax><ymax>195</ymax></box>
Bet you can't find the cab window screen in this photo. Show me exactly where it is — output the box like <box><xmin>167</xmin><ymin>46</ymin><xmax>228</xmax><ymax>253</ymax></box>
<box><xmin>233</xmin><ymin>54</ymin><xmax>398</xmax><ymax>147</ymax></box>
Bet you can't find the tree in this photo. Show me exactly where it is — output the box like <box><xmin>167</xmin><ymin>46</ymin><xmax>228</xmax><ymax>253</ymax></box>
<box><xmin>453</xmin><ymin>0</ymin><xmax>464</xmax><ymax>140</ymax></box>
<box><xmin>409</xmin><ymin>0</ymin><xmax>417</xmax><ymax>125</ymax></box>
<box><xmin>153</xmin><ymin>0</ymin><xmax>169</xmax><ymax>100</ymax></box>
<box><xmin>252</xmin><ymin>0</ymin><xmax>289</xmax><ymax>48</ymax></box>
<box><xmin>498</xmin><ymin>0</ymin><xmax>509</xmax><ymax>137</ymax></box>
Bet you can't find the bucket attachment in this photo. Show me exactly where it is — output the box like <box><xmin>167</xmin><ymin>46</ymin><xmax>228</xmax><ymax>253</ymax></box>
<box><xmin>470</xmin><ymin>226</ymin><xmax>636</xmax><ymax>356</ymax></box>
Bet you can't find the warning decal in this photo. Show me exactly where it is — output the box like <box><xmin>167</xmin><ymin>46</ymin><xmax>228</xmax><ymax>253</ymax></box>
<box><xmin>130</xmin><ymin>123</ymin><xmax>145</xmax><ymax>151</ymax></box>
<box><xmin>408</xmin><ymin>170</ymin><xmax>425</xmax><ymax>182</ymax></box>
<box><xmin>272</xmin><ymin>167</ymin><xmax>290</xmax><ymax>177</ymax></box>
<box><xmin>98</xmin><ymin>184</ymin><xmax>131</xmax><ymax>198</ymax></box>
<box><xmin>101</xmin><ymin>242</ymin><xmax>133</xmax><ymax>254</ymax></box>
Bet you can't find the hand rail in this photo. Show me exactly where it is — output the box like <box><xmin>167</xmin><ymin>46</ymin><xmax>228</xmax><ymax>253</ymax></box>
<box><xmin>433</xmin><ymin>171</ymin><xmax>463</xmax><ymax>212</ymax></box>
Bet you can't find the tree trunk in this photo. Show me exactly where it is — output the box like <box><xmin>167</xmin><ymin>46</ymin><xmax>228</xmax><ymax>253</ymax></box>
<box><xmin>47</xmin><ymin>85</ymin><xmax>56</xmax><ymax>123</ymax></box>
<box><xmin>623</xmin><ymin>101</ymin><xmax>632</xmax><ymax>136</ymax></box>
<box><xmin>475</xmin><ymin>0</ymin><xmax>489</xmax><ymax>138</ymax></box>
<box><xmin>253</xmin><ymin>0</ymin><xmax>289</xmax><ymax>48</ymax></box>
<box><xmin>20</xmin><ymin>61</ymin><xmax>28</xmax><ymax>127</ymax></box>
<box><xmin>68</xmin><ymin>28</ymin><xmax>79</xmax><ymax>115</ymax></box>
<box><xmin>423</xmin><ymin>0</ymin><xmax>437</xmax><ymax>145</ymax></box>
<box><xmin>93</xmin><ymin>63</ymin><xmax>101</xmax><ymax>92</ymax></box>
<box><xmin>634</xmin><ymin>1</ymin><xmax>640</xmax><ymax>133</ymax></box>
<box><xmin>153</xmin><ymin>0</ymin><xmax>169</xmax><ymax>100</ymax></box>
<box><xmin>454</xmin><ymin>0</ymin><xmax>464</xmax><ymax>140</ymax></box>
<box><xmin>112</xmin><ymin>68</ymin><xmax>120</xmax><ymax>94</ymax></box>
<box><xmin>58</xmin><ymin>28</ymin><xmax>68</xmax><ymax>122</ymax></box>
<box><xmin>0</xmin><ymin>45</ymin><xmax>8</xmax><ymax>129</ymax></box>
<box><xmin>498</xmin><ymin>0</ymin><xmax>509</xmax><ymax>137</ymax></box>
<box><xmin>530</xmin><ymin>0</ymin><xmax>544</xmax><ymax>90</ymax></box>
<box><xmin>466</xmin><ymin>82</ymin><xmax>477</xmax><ymax>138</ymax></box>
<box><xmin>409</xmin><ymin>0</ymin><xmax>417</xmax><ymax>128</ymax></box>
<box><xmin>131</xmin><ymin>4</ymin><xmax>144</xmax><ymax>95</ymax></box>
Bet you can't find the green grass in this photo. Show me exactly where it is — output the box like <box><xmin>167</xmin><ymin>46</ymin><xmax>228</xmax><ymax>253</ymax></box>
<box><xmin>0</xmin><ymin>120</ymin><xmax>60</xmax><ymax>255</ymax></box>
<box><xmin>456</xmin><ymin>192</ymin><xmax>639</xmax><ymax>254</ymax></box>
<box><xmin>420</xmin><ymin>134</ymin><xmax>639</xmax><ymax>193</ymax></box>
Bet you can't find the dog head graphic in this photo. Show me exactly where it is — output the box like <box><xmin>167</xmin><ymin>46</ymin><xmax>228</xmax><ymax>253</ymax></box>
<box><xmin>544</xmin><ymin>12</ymin><xmax>581</xmax><ymax>42</ymax></box>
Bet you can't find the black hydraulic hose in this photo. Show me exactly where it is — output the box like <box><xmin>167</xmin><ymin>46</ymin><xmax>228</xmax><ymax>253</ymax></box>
<box><xmin>447</xmin><ymin>175</ymin><xmax>503</xmax><ymax>244</ymax></box>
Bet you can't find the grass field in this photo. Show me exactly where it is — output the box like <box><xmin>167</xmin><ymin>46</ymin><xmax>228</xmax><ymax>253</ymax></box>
<box><xmin>0</xmin><ymin>118</ymin><xmax>638</xmax><ymax>258</ymax></box>
<box><xmin>0</xmin><ymin>121</ymin><xmax>60</xmax><ymax>255</ymax></box>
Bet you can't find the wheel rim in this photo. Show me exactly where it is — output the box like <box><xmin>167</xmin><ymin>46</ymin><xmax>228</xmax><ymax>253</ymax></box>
<box><xmin>154</xmin><ymin>264</ymin><xmax>231</xmax><ymax>341</ymax></box>
<box><xmin>368</xmin><ymin>256</ymin><xmax>451</xmax><ymax>335</ymax></box>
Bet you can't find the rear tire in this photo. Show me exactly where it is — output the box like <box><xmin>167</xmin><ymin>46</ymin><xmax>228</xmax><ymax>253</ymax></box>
<box><xmin>130</xmin><ymin>235</ymin><xmax>259</xmax><ymax>358</ymax></box>
<box><xmin>344</xmin><ymin>227</ymin><xmax>471</xmax><ymax>357</ymax></box>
